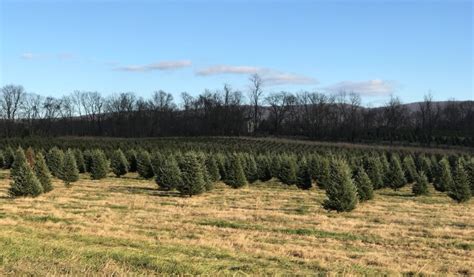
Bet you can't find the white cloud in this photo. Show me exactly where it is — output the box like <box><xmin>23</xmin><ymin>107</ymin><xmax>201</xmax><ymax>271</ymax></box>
<box><xmin>114</xmin><ymin>60</ymin><xmax>192</xmax><ymax>72</ymax></box>
<box><xmin>20</xmin><ymin>52</ymin><xmax>40</xmax><ymax>60</ymax></box>
<box><xmin>325</xmin><ymin>79</ymin><xmax>397</xmax><ymax>96</ymax></box>
<box><xmin>196</xmin><ymin>64</ymin><xmax>317</xmax><ymax>86</ymax></box>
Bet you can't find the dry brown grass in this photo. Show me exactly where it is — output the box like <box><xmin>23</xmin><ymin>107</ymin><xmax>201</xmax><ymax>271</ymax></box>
<box><xmin>0</xmin><ymin>170</ymin><xmax>472</xmax><ymax>275</ymax></box>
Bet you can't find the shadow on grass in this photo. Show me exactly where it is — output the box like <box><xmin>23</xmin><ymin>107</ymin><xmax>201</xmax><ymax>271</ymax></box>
<box><xmin>108</xmin><ymin>185</ymin><xmax>181</xmax><ymax>197</ymax></box>
<box><xmin>378</xmin><ymin>191</ymin><xmax>415</xmax><ymax>198</ymax></box>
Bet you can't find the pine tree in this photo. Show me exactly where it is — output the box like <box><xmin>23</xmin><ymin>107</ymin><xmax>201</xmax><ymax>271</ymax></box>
<box><xmin>223</xmin><ymin>154</ymin><xmax>246</xmax><ymax>188</ymax></box>
<box><xmin>435</xmin><ymin>158</ymin><xmax>453</xmax><ymax>192</ymax></box>
<box><xmin>354</xmin><ymin>167</ymin><xmax>374</xmax><ymax>202</ymax></box>
<box><xmin>419</xmin><ymin>156</ymin><xmax>434</xmax><ymax>182</ymax></box>
<box><xmin>73</xmin><ymin>149</ymin><xmax>86</xmax><ymax>173</ymax></box>
<box><xmin>125</xmin><ymin>149</ymin><xmax>138</xmax><ymax>172</ymax></box>
<box><xmin>9</xmin><ymin>148</ymin><xmax>43</xmax><ymax>197</ymax></box>
<box><xmin>387</xmin><ymin>155</ymin><xmax>407</xmax><ymax>190</ymax></box>
<box><xmin>3</xmin><ymin>146</ymin><xmax>15</xmax><ymax>169</ymax></box>
<box><xmin>256</xmin><ymin>154</ymin><xmax>272</xmax><ymax>182</ymax></box>
<box><xmin>448</xmin><ymin>161</ymin><xmax>471</xmax><ymax>203</ymax></box>
<box><xmin>62</xmin><ymin>149</ymin><xmax>80</xmax><ymax>186</ymax></box>
<box><xmin>412</xmin><ymin>171</ymin><xmax>429</xmax><ymax>196</ymax></box>
<box><xmin>278</xmin><ymin>154</ymin><xmax>297</xmax><ymax>185</ymax></box>
<box><xmin>25</xmin><ymin>147</ymin><xmax>35</xmax><ymax>168</ymax></box>
<box><xmin>0</xmin><ymin>151</ymin><xmax>4</xmax><ymax>169</ymax></box>
<box><xmin>205</xmin><ymin>155</ymin><xmax>220</xmax><ymax>182</ymax></box>
<box><xmin>90</xmin><ymin>149</ymin><xmax>108</xmax><ymax>180</ymax></box>
<box><xmin>270</xmin><ymin>155</ymin><xmax>282</xmax><ymax>179</ymax></box>
<box><xmin>402</xmin><ymin>155</ymin><xmax>417</xmax><ymax>183</ymax></box>
<box><xmin>155</xmin><ymin>155</ymin><xmax>182</xmax><ymax>191</ymax></box>
<box><xmin>136</xmin><ymin>150</ymin><xmax>154</xmax><ymax>179</ymax></box>
<box><xmin>242</xmin><ymin>154</ymin><xmax>258</xmax><ymax>183</ymax></box>
<box><xmin>177</xmin><ymin>152</ymin><xmax>205</xmax><ymax>196</ymax></box>
<box><xmin>364</xmin><ymin>156</ymin><xmax>384</xmax><ymax>189</ymax></box>
<box><xmin>314</xmin><ymin>157</ymin><xmax>330</xmax><ymax>189</ymax></box>
<box><xmin>295</xmin><ymin>158</ymin><xmax>312</xmax><ymax>190</ymax></box>
<box><xmin>33</xmin><ymin>152</ymin><xmax>53</xmax><ymax>193</ymax></box>
<box><xmin>83</xmin><ymin>149</ymin><xmax>93</xmax><ymax>173</ymax></box>
<box><xmin>464</xmin><ymin>158</ymin><xmax>474</xmax><ymax>195</ymax></box>
<box><xmin>380</xmin><ymin>154</ymin><xmax>390</xmax><ymax>186</ymax></box>
<box><xmin>151</xmin><ymin>151</ymin><xmax>165</xmax><ymax>176</ymax></box>
<box><xmin>110</xmin><ymin>149</ymin><xmax>129</xmax><ymax>177</ymax></box>
<box><xmin>323</xmin><ymin>159</ymin><xmax>358</xmax><ymax>212</ymax></box>
<box><xmin>197</xmin><ymin>152</ymin><xmax>213</xmax><ymax>191</ymax></box>
<box><xmin>46</xmin><ymin>147</ymin><xmax>64</xmax><ymax>178</ymax></box>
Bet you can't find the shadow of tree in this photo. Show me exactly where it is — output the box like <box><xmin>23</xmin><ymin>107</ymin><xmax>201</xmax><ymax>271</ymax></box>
<box><xmin>108</xmin><ymin>185</ymin><xmax>180</xmax><ymax>197</ymax></box>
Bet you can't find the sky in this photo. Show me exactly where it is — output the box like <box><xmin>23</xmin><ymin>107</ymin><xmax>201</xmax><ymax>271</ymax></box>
<box><xmin>0</xmin><ymin>0</ymin><xmax>472</xmax><ymax>106</ymax></box>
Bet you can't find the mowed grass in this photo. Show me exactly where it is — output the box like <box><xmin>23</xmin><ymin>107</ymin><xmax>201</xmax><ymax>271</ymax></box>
<box><xmin>0</xmin><ymin>170</ymin><xmax>473</xmax><ymax>275</ymax></box>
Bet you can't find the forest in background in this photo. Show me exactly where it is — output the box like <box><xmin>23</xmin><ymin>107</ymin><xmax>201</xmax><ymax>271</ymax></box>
<box><xmin>1</xmin><ymin>77</ymin><xmax>473</xmax><ymax>146</ymax></box>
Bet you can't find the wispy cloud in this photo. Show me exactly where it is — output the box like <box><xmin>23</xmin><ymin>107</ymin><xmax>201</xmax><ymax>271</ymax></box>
<box><xmin>58</xmin><ymin>53</ymin><xmax>75</xmax><ymax>60</ymax></box>
<box><xmin>20</xmin><ymin>52</ymin><xmax>43</xmax><ymax>60</ymax></box>
<box><xmin>325</xmin><ymin>79</ymin><xmax>397</xmax><ymax>96</ymax></box>
<box><xmin>114</xmin><ymin>60</ymin><xmax>192</xmax><ymax>72</ymax></box>
<box><xmin>196</xmin><ymin>64</ymin><xmax>317</xmax><ymax>86</ymax></box>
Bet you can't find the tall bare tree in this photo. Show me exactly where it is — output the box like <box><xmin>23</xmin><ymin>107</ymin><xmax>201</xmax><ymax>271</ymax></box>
<box><xmin>248</xmin><ymin>73</ymin><xmax>264</xmax><ymax>133</ymax></box>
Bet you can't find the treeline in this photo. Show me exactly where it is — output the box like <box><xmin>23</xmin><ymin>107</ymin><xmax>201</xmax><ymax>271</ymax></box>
<box><xmin>1</xmin><ymin>83</ymin><xmax>473</xmax><ymax>146</ymax></box>
<box><xmin>2</xmin><ymin>143</ymin><xmax>473</xmax><ymax>211</ymax></box>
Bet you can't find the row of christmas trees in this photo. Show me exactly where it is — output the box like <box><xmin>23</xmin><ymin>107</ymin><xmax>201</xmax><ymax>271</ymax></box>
<box><xmin>1</xmin><ymin>147</ymin><xmax>472</xmax><ymax>212</ymax></box>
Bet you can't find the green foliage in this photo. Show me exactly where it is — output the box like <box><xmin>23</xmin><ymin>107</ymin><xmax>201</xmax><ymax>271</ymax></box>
<box><xmin>380</xmin><ymin>154</ymin><xmax>390</xmax><ymax>186</ymax></box>
<box><xmin>412</xmin><ymin>171</ymin><xmax>429</xmax><ymax>196</ymax></box>
<box><xmin>136</xmin><ymin>150</ymin><xmax>154</xmax><ymax>179</ymax></box>
<box><xmin>3</xmin><ymin>146</ymin><xmax>15</xmax><ymax>169</ymax></box>
<box><xmin>387</xmin><ymin>155</ymin><xmax>407</xmax><ymax>190</ymax></box>
<box><xmin>62</xmin><ymin>149</ymin><xmax>80</xmax><ymax>186</ymax></box>
<box><xmin>241</xmin><ymin>154</ymin><xmax>258</xmax><ymax>183</ymax></box>
<box><xmin>223</xmin><ymin>154</ymin><xmax>247</xmax><ymax>188</ymax></box>
<box><xmin>255</xmin><ymin>154</ymin><xmax>272</xmax><ymax>182</ymax></box>
<box><xmin>402</xmin><ymin>155</ymin><xmax>417</xmax><ymax>183</ymax></box>
<box><xmin>295</xmin><ymin>158</ymin><xmax>312</xmax><ymax>190</ymax></box>
<box><xmin>110</xmin><ymin>149</ymin><xmax>129</xmax><ymax>177</ymax></box>
<box><xmin>278</xmin><ymin>154</ymin><xmax>297</xmax><ymax>185</ymax></box>
<box><xmin>196</xmin><ymin>152</ymin><xmax>213</xmax><ymax>191</ymax></box>
<box><xmin>447</xmin><ymin>161</ymin><xmax>471</xmax><ymax>203</ymax></box>
<box><xmin>90</xmin><ymin>149</ymin><xmax>109</xmax><ymax>180</ymax></box>
<box><xmin>150</xmin><ymin>151</ymin><xmax>165</xmax><ymax>176</ymax></box>
<box><xmin>323</xmin><ymin>159</ymin><xmax>358</xmax><ymax>212</ymax></box>
<box><xmin>205</xmin><ymin>155</ymin><xmax>220</xmax><ymax>182</ymax></box>
<box><xmin>0</xmin><ymin>151</ymin><xmax>4</xmax><ymax>169</ymax></box>
<box><xmin>435</xmin><ymin>158</ymin><xmax>453</xmax><ymax>192</ymax></box>
<box><xmin>464</xmin><ymin>158</ymin><xmax>474</xmax><ymax>195</ymax></box>
<box><xmin>33</xmin><ymin>152</ymin><xmax>53</xmax><ymax>193</ymax></box>
<box><xmin>364</xmin><ymin>156</ymin><xmax>384</xmax><ymax>189</ymax></box>
<box><xmin>73</xmin><ymin>149</ymin><xmax>86</xmax><ymax>173</ymax></box>
<box><xmin>83</xmin><ymin>150</ymin><xmax>93</xmax><ymax>173</ymax></box>
<box><xmin>177</xmin><ymin>152</ymin><xmax>205</xmax><ymax>196</ymax></box>
<box><xmin>310</xmin><ymin>156</ymin><xmax>330</xmax><ymax>189</ymax></box>
<box><xmin>354</xmin><ymin>167</ymin><xmax>374</xmax><ymax>202</ymax></box>
<box><xmin>155</xmin><ymin>155</ymin><xmax>182</xmax><ymax>191</ymax></box>
<box><xmin>46</xmin><ymin>147</ymin><xmax>64</xmax><ymax>178</ymax></box>
<box><xmin>419</xmin><ymin>156</ymin><xmax>434</xmax><ymax>182</ymax></box>
<box><xmin>125</xmin><ymin>149</ymin><xmax>138</xmax><ymax>172</ymax></box>
<box><xmin>9</xmin><ymin>148</ymin><xmax>43</xmax><ymax>197</ymax></box>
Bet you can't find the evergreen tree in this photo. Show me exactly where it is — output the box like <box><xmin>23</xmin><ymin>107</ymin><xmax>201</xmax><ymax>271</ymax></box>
<box><xmin>464</xmin><ymin>158</ymin><xmax>474</xmax><ymax>195</ymax></box>
<box><xmin>62</xmin><ymin>149</ymin><xmax>80</xmax><ymax>186</ymax></box>
<box><xmin>323</xmin><ymin>159</ymin><xmax>358</xmax><ymax>212</ymax></box>
<box><xmin>90</xmin><ymin>149</ymin><xmax>108</xmax><ymax>180</ymax></box>
<box><xmin>110</xmin><ymin>149</ymin><xmax>129</xmax><ymax>177</ymax></box>
<box><xmin>448</xmin><ymin>161</ymin><xmax>471</xmax><ymax>203</ymax></box>
<box><xmin>155</xmin><ymin>155</ymin><xmax>182</xmax><ymax>191</ymax></box>
<box><xmin>25</xmin><ymin>147</ymin><xmax>35</xmax><ymax>168</ymax></box>
<box><xmin>33</xmin><ymin>152</ymin><xmax>53</xmax><ymax>193</ymax></box>
<box><xmin>83</xmin><ymin>149</ymin><xmax>93</xmax><ymax>173</ymax></box>
<box><xmin>270</xmin><ymin>155</ymin><xmax>282</xmax><ymax>179</ymax></box>
<box><xmin>46</xmin><ymin>147</ymin><xmax>64</xmax><ymax>178</ymax></box>
<box><xmin>73</xmin><ymin>149</ymin><xmax>86</xmax><ymax>173</ymax></box>
<box><xmin>354</xmin><ymin>167</ymin><xmax>374</xmax><ymax>202</ymax></box>
<box><xmin>256</xmin><ymin>154</ymin><xmax>272</xmax><ymax>182</ymax></box>
<box><xmin>364</xmin><ymin>156</ymin><xmax>384</xmax><ymax>189</ymax></box>
<box><xmin>125</xmin><ymin>149</ymin><xmax>138</xmax><ymax>172</ymax></box>
<box><xmin>11</xmin><ymin>147</ymin><xmax>27</xmax><ymax>177</ymax></box>
<box><xmin>380</xmin><ymin>154</ymin><xmax>390</xmax><ymax>186</ymax></box>
<box><xmin>278</xmin><ymin>154</ymin><xmax>297</xmax><ymax>185</ymax></box>
<box><xmin>177</xmin><ymin>152</ymin><xmax>205</xmax><ymax>196</ymax></box>
<box><xmin>136</xmin><ymin>150</ymin><xmax>154</xmax><ymax>179</ymax></box>
<box><xmin>387</xmin><ymin>155</ymin><xmax>407</xmax><ymax>190</ymax></box>
<box><xmin>402</xmin><ymin>155</ymin><xmax>417</xmax><ymax>183</ymax></box>
<box><xmin>197</xmin><ymin>152</ymin><xmax>213</xmax><ymax>191</ymax></box>
<box><xmin>412</xmin><ymin>171</ymin><xmax>429</xmax><ymax>196</ymax></box>
<box><xmin>9</xmin><ymin>148</ymin><xmax>43</xmax><ymax>197</ymax></box>
<box><xmin>215</xmin><ymin>153</ymin><xmax>227</xmax><ymax>180</ymax></box>
<box><xmin>223</xmin><ymin>154</ymin><xmax>247</xmax><ymax>188</ymax></box>
<box><xmin>435</xmin><ymin>158</ymin><xmax>453</xmax><ymax>192</ymax></box>
<box><xmin>3</xmin><ymin>146</ymin><xmax>15</xmax><ymax>169</ymax></box>
<box><xmin>205</xmin><ymin>155</ymin><xmax>220</xmax><ymax>182</ymax></box>
<box><xmin>242</xmin><ymin>154</ymin><xmax>258</xmax><ymax>183</ymax></box>
<box><xmin>295</xmin><ymin>158</ymin><xmax>312</xmax><ymax>190</ymax></box>
<box><xmin>419</xmin><ymin>156</ymin><xmax>434</xmax><ymax>182</ymax></box>
<box><xmin>151</xmin><ymin>151</ymin><xmax>165</xmax><ymax>176</ymax></box>
<box><xmin>315</xmin><ymin>157</ymin><xmax>331</xmax><ymax>189</ymax></box>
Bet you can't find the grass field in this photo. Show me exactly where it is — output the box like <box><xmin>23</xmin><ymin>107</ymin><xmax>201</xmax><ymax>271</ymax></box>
<box><xmin>0</xmin><ymin>170</ymin><xmax>473</xmax><ymax>275</ymax></box>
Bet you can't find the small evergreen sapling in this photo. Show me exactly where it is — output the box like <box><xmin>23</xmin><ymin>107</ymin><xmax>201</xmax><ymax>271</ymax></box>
<box><xmin>136</xmin><ymin>150</ymin><xmax>154</xmax><ymax>179</ymax></box>
<box><xmin>278</xmin><ymin>154</ymin><xmax>297</xmax><ymax>185</ymax></box>
<box><xmin>155</xmin><ymin>155</ymin><xmax>182</xmax><ymax>191</ymax></box>
<box><xmin>387</xmin><ymin>155</ymin><xmax>407</xmax><ymax>190</ymax></box>
<box><xmin>90</xmin><ymin>149</ymin><xmax>108</xmax><ymax>180</ymax></box>
<box><xmin>296</xmin><ymin>158</ymin><xmax>312</xmax><ymax>190</ymax></box>
<box><xmin>177</xmin><ymin>152</ymin><xmax>205</xmax><ymax>196</ymax></box>
<box><xmin>436</xmin><ymin>158</ymin><xmax>453</xmax><ymax>192</ymax></box>
<box><xmin>323</xmin><ymin>159</ymin><xmax>358</xmax><ymax>212</ymax></box>
<box><xmin>223</xmin><ymin>154</ymin><xmax>246</xmax><ymax>188</ymax></box>
<box><xmin>125</xmin><ymin>149</ymin><xmax>138</xmax><ymax>172</ymax></box>
<box><xmin>412</xmin><ymin>171</ymin><xmax>429</xmax><ymax>196</ymax></box>
<box><xmin>73</xmin><ymin>149</ymin><xmax>86</xmax><ymax>173</ymax></box>
<box><xmin>354</xmin><ymin>167</ymin><xmax>374</xmax><ymax>202</ymax></box>
<box><xmin>33</xmin><ymin>152</ymin><xmax>53</xmax><ymax>193</ymax></box>
<box><xmin>448</xmin><ymin>162</ymin><xmax>471</xmax><ymax>203</ymax></box>
<box><xmin>62</xmin><ymin>149</ymin><xmax>80</xmax><ymax>186</ymax></box>
<box><xmin>9</xmin><ymin>148</ymin><xmax>43</xmax><ymax>197</ymax></box>
<box><xmin>46</xmin><ymin>147</ymin><xmax>64</xmax><ymax>178</ymax></box>
<box><xmin>110</xmin><ymin>149</ymin><xmax>129</xmax><ymax>177</ymax></box>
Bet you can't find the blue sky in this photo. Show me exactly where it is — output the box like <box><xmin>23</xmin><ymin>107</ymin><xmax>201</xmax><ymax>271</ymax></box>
<box><xmin>1</xmin><ymin>0</ymin><xmax>472</xmax><ymax>105</ymax></box>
